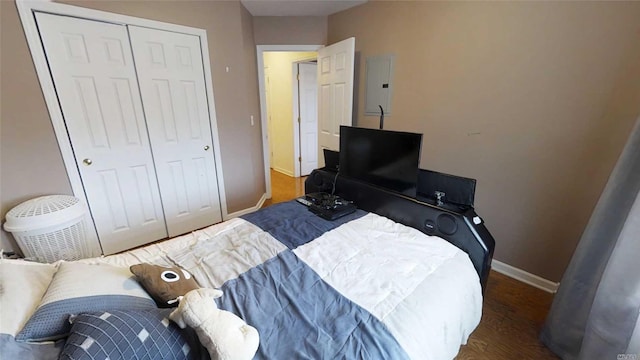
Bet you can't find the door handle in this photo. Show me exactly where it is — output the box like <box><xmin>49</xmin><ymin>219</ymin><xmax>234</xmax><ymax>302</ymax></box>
<box><xmin>83</xmin><ymin>158</ymin><xmax>93</xmax><ymax>166</ymax></box>
<box><xmin>204</xmin><ymin>145</ymin><xmax>210</xmax><ymax>151</ymax></box>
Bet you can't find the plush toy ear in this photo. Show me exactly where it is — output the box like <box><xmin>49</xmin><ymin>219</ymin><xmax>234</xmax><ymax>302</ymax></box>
<box><xmin>204</xmin><ymin>288</ymin><xmax>223</xmax><ymax>299</ymax></box>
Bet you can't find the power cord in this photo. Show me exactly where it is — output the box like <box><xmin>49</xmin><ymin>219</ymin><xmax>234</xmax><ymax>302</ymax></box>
<box><xmin>331</xmin><ymin>168</ymin><xmax>339</xmax><ymax>196</ymax></box>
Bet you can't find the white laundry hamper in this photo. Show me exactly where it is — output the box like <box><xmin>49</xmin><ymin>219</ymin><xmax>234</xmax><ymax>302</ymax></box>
<box><xmin>3</xmin><ymin>195</ymin><xmax>98</xmax><ymax>263</ymax></box>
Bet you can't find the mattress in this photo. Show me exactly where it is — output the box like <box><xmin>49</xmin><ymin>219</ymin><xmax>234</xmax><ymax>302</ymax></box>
<box><xmin>82</xmin><ymin>201</ymin><xmax>482</xmax><ymax>359</ymax></box>
<box><xmin>2</xmin><ymin>200</ymin><xmax>482</xmax><ymax>359</ymax></box>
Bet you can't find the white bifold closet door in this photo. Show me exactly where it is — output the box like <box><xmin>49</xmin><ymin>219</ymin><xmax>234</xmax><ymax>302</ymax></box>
<box><xmin>35</xmin><ymin>13</ymin><xmax>223</xmax><ymax>254</ymax></box>
<box><xmin>128</xmin><ymin>27</ymin><xmax>222</xmax><ymax>237</ymax></box>
<box><xmin>35</xmin><ymin>12</ymin><xmax>167</xmax><ymax>253</ymax></box>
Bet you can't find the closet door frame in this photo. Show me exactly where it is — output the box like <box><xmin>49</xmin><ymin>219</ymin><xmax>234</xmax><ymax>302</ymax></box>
<box><xmin>17</xmin><ymin>0</ymin><xmax>229</xmax><ymax>251</ymax></box>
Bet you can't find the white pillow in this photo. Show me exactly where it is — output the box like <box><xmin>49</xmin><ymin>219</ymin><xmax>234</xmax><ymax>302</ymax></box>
<box><xmin>15</xmin><ymin>261</ymin><xmax>156</xmax><ymax>342</ymax></box>
<box><xmin>0</xmin><ymin>259</ymin><xmax>57</xmax><ymax>336</ymax></box>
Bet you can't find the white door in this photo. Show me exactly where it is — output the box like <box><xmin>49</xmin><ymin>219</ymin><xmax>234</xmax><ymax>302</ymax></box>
<box><xmin>129</xmin><ymin>26</ymin><xmax>223</xmax><ymax>237</ymax></box>
<box><xmin>265</xmin><ymin>67</ymin><xmax>274</xmax><ymax>168</ymax></box>
<box><xmin>35</xmin><ymin>13</ymin><xmax>167</xmax><ymax>254</ymax></box>
<box><xmin>298</xmin><ymin>63</ymin><xmax>318</xmax><ymax>176</ymax></box>
<box><xmin>317</xmin><ymin>37</ymin><xmax>356</xmax><ymax>167</ymax></box>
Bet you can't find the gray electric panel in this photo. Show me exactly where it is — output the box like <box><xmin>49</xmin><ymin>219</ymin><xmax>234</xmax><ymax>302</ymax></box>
<box><xmin>364</xmin><ymin>54</ymin><xmax>395</xmax><ymax>116</ymax></box>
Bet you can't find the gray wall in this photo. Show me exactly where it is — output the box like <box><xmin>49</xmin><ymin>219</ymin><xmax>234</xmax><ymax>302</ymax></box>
<box><xmin>329</xmin><ymin>1</ymin><xmax>640</xmax><ymax>282</ymax></box>
<box><xmin>0</xmin><ymin>0</ymin><xmax>265</xmax><ymax>251</ymax></box>
<box><xmin>253</xmin><ymin>16</ymin><xmax>327</xmax><ymax>45</ymax></box>
<box><xmin>4</xmin><ymin>0</ymin><xmax>639</xmax><ymax>284</ymax></box>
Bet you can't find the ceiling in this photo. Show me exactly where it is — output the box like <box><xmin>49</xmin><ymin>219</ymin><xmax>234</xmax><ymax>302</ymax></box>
<box><xmin>240</xmin><ymin>0</ymin><xmax>367</xmax><ymax>17</ymax></box>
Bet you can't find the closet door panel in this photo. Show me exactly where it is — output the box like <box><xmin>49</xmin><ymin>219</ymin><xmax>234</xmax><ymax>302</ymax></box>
<box><xmin>35</xmin><ymin>13</ymin><xmax>168</xmax><ymax>254</ymax></box>
<box><xmin>129</xmin><ymin>26</ymin><xmax>222</xmax><ymax>237</ymax></box>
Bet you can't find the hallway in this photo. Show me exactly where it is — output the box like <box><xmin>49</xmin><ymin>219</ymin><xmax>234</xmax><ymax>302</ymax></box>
<box><xmin>262</xmin><ymin>169</ymin><xmax>305</xmax><ymax>207</ymax></box>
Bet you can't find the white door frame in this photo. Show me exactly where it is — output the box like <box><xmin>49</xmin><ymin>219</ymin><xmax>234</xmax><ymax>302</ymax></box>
<box><xmin>256</xmin><ymin>45</ymin><xmax>322</xmax><ymax>198</ymax></box>
<box><xmin>17</xmin><ymin>0</ymin><xmax>229</xmax><ymax>250</ymax></box>
<box><xmin>292</xmin><ymin>60</ymin><xmax>318</xmax><ymax>177</ymax></box>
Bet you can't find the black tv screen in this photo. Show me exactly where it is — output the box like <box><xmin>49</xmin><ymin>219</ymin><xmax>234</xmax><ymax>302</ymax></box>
<box><xmin>339</xmin><ymin>126</ymin><xmax>422</xmax><ymax>197</ymax></box>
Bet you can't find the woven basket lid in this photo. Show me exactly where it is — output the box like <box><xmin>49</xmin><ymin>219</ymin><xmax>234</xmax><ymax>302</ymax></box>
<box><xmin>4</xmin><ymin>195</ymin><xmax>86</xmax><ymax>232</ymax></box>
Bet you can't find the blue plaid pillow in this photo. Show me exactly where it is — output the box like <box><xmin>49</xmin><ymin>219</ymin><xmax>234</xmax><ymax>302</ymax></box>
<box><xmin>59</xmin><ymin>309</ymin><xmax>205</xmax><ymax>360</ymax></box>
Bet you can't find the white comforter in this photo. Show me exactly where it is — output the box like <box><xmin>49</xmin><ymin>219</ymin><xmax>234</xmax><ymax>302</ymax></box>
<box><xmin>82</xmin><ymin>212</ymin><xmax>482</xmax><ymax>359</ymax></box>
<box><xmin>295</xmin><ymin>213</ymin><xmax>482</xmax><ymax>360</ymax></box>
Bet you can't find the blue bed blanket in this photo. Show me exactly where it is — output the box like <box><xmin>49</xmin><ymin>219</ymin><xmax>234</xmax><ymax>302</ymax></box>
<box><xmin>230</xmin><ymin>202</ymin><xmax>408</xmax><ymax>358</ymax></box>
<box><xmin>216</xmin><ymin>250</ymin><xmax>409</xmax><ymax>360</ymax></box>
<box><xmin>241</xmin><ymin>201</ymin><xmax>367</xmax><ymax>249</ymax></box>
<box><xmin>165</xmin><ymin>200</ymin><xmax>481</xmax><ymax>360</ymax></box>
<box><xmin>3</xmin><ymin>200</ymin><xmax>480</xmax><ymax>360</ymax></box>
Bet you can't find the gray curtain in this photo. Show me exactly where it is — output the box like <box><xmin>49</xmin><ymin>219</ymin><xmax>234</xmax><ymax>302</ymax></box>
<box><xmin>540</xmin><ymin>115</ymin><xmax>640</xmax><ymax>359</ymax></box>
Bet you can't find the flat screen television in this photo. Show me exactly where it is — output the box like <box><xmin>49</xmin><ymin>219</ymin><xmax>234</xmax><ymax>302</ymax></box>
<box><xmin>339</xmin><ymin>126</ymin><xmax>422</xmax><ymax>197</ymax></box>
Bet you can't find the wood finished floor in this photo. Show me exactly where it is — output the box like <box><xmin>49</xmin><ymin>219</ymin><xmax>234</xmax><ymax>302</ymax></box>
<box><xmin>262</xmin><ymin>169</ymin><xmax>306</xmax><ymax>208</ymax></box>
<box><xmin>265</xmin><ymin>169</ymin><xmax>559</xmax><ymax>360</ymax></box>
<box><xmin>455</xmin><ymin>271</ymin><xmax>558</xmax><ymax>360</ymax></box>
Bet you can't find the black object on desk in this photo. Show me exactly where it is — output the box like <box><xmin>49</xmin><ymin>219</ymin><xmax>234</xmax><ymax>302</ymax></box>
<box><xmin>299</xmin><ymin>192</ymin><xmax>357</xmax><ymax>221</ymax></box>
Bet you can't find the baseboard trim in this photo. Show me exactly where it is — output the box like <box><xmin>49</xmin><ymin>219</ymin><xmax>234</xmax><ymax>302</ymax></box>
<box><xmin>272</xmin><ymin>167</ymin><xmax>294</xmax><ymax>177</ymax></box>
<box><xmin>225</xmin><ymin>193</ymin><xmax>267</xmax><ymax>219</ymax></box>
<box><xmin>491</xmin><ymin>260</ymin><xmax>560</xmax><ymax>294</ymax></box>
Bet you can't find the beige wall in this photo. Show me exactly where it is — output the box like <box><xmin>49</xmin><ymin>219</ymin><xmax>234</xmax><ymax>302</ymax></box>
<box><xmin>0</xmin><ymin>0</ymin><xmax>265</xmax><ymax>252</ymax></box>
<box><xmin>264</xmin><ymin>52</ymin><xmax>318</xmax><ymax>175</ymax></box>
<box><xmin>253</xmin><ymin>16</ymin><xmax>327</xmax><ymax>45</ymax></box>
<box><xmin>239</xmin><ymin>3</ymin><xmax>268</xmax><ymax>208</ymax></box>
<box><xmin>329</xmin><ymin>1</ymin><xmax>640</xmax><ymax>282</ymax></box>
<box><xmin>0</xmin><ymin>1</ymin><xmax>74</xmax><ymax>252</ymax></box>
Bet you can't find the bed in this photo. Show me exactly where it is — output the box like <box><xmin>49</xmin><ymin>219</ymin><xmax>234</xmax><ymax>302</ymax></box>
<box><xmin>0</xmin><ymin>173</ymin><xmax>494</xmax><ymax>360</ymax></box>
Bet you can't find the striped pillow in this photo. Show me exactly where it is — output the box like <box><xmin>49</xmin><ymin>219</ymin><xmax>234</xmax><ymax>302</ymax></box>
<box><xmin>16</xmin><ymin>262</ymin><xmax>156</xmax><ymax>342</ymax></box>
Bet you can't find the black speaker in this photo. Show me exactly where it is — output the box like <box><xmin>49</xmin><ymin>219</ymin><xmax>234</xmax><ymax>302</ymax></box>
<box><xmin>308</xmin><ymin>171</ymin><xmax>333</xmax><ymax>193</ymax></box>
<box><xmin>417</xmin><ymin>169</ymin><xmax>476</xmax><ymax>207</ymax></box>
<box><xmin>437</xmin><ymin>213</ymin><xmax>458</xmax><ymax>235</ymax></box>
<box><xmin>323</xmin><ymin>149</ymin><xmax>339</xmax><ymax>172</ymax></box>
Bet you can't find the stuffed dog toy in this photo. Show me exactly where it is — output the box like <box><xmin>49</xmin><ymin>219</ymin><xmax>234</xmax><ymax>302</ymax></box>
<box><xmin>169</xmin><ymin>288</ymin><xmax>259</xmax><ymax>360</ymax></box>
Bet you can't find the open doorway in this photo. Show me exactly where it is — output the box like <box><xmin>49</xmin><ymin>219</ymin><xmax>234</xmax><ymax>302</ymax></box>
<box><xmin>257</xmin><ymin>40</ymin><xmax>355</xmax><ymax>201</ymax></box>
<box><xmin>257</xmin><ymin>45</ymin><xmax>322</xmax><ymax>199</ymax></box>
<box><xmin>263</xmin><ymin>52</ymin><xmax>317</xmax><ymax>177</ymax></box>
